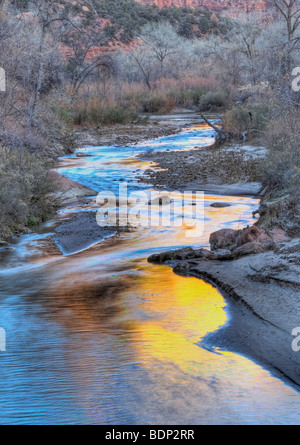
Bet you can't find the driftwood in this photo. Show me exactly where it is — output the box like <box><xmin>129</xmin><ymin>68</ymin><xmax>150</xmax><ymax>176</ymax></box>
<box><xmin>200</xmin><ymin>114</ymin><xmax>248</xmax><ymax>146</ymax></box>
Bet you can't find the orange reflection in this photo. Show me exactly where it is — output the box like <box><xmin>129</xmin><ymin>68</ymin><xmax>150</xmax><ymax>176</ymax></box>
<box><xmin>127</xmin><ymin>263</ymin><xmax>227</xmax><ymax>375</ymax></box>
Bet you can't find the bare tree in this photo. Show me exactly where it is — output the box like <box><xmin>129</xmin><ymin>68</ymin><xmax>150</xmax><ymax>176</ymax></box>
<box><xmin>62</xmin><ymin>21</ymin><xmax>114</xmax><ymax>96</ymax></box>
<box><xmin>267</xmin><ymin>0</ymin><xmax>300</xmax><ymax>70</ymax></box>
<box><xmin>124</xmin><ymin>22</ymin><xmax>190</xmax><ymax>89</ymax></box>
<box><xmin>24</xmin><ymin>1</ymin><xmax>70</xmax><ymax>123</ymax></box>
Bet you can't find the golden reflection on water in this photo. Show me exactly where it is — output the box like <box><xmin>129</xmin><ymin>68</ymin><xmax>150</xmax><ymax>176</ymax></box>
<box><xmin>130</xmin><ymin>263</ymin><xmax>226</xmax><ymax>375</ymax></box>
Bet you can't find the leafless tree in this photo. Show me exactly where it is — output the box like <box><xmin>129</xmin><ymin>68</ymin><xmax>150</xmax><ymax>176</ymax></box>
<box><xmin>267</xmin><ymin>0</ymin><xmax>300</xmax><ymax>70</ymax></box>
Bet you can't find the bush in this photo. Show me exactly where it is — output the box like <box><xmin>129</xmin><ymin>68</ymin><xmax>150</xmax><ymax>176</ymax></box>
<box><xmin>258</xmin><ymin>114</ymin><xmax>300</xmax><ymax>233</ymax></box>
<box><xmin>0</xmin><ymin>146</ymin><xmax>60</xmax><ymax>241</ymax></box>
<box><xmin>56</xmin><ymin>98</ymin><xmax>138</xmax><ymax>127</ymax></box>
<box><xmin>140</xmin><ymin>92</ymin><xmax>176</xmax><ymax>114</ymax></box>
<box><xmin>222</xmin><ymin>103</ymin><xmax>269</xmax><ymax>137</ymax></box>
<box><xmin>199</xmin><ymin>90</ymin><xmax>230</xmax><ymax>111</ymax></box>
<box><xmin>169</xmin><ymin>87</ymin><xmax>204</xmax><ymax>108</ymax></box>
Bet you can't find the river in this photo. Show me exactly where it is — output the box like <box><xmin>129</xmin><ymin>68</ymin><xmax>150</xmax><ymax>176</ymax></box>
<box><xmin>1</xmin><ymin>117</ymin><xmax>300</xmax><ymax>425</ymax></box>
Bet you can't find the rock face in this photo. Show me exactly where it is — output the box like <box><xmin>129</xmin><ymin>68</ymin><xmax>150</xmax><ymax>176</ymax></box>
<box><xmin>136</xmin><ymin>0</ymin><xmax>268</xmax><ymax>14</ymax></box>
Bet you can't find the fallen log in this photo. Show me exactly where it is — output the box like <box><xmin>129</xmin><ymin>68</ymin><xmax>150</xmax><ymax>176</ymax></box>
<box><xmin>200</xmin><ymin>114</ymin><xmax>242</xmax><ymax>146</ymax></box>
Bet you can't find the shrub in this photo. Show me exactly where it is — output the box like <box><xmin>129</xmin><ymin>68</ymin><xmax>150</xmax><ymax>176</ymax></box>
<box><xmin>199</xmin><ymin>89</ymin><xmax>230</xmax><ymax>111</ymax></box>
<box><xmin>222</xmin><ymin>103</ymin><xmax>269</xmax><ymax>137</ymax></box>
<box><xmin>0</xmin><ymin>146</ymin><xmax>60</xmax><ymax>241</ymax></box>
<box><xmin>56</xmin><ymin>98</ymin><xmax>138</xmax><ymax>127</ymax></box>
<box><xmin>140</xmin><ymin>92</ymin><xmax>176</xmax><ymax>114</ymax></box>
<box><xmin>258</xmin><ymin>114</ymin><xmax>300</xmax><ymax>233</ymax></box>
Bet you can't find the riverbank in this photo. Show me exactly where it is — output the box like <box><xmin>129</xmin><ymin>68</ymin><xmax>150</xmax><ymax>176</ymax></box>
<box><xmin>141</xmin><ymin>129</ymin><xmax>300</xmax><ymax>389</ymax></box>
<box><xmin>74</xmin><ymin>113</ymin><xmax>192</xmax><ymax>148</ymax></box>
<box><xmin>137</xmin><ymin>140</ymin><xmax>265</xmax><ymax>196</ymax></box>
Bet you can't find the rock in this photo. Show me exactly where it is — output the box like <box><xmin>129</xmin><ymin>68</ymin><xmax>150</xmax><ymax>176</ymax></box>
<box><xmin>0</xmin><ymin>240</ymin><xmax>8</xmax><ymax>247</ymax></box>
<box><xmin>148</xmin><ymin>247</ymin><xmax>196</xmax><ymax>264</ymax></box>
<box><xmin>232</xmin><ymin>241</ymin><xmax>267</xmax><ymax>258</ymax></box>
<box><xmin>209</xmin><ymin>228</ymin><xmax>238</xmax><ymax>251</ymax></box>
<box><xmin>268</xmin><ymin>228</ymin><xmax>290</xmax><ymax>244</ymax></box>
<box><xmin>236</xmin><ymin>225</ymin><xmax>274</xmax><ymax>249</ymax></box>
<box><xmin>209</xmin><ymin>225</ymin><xmax>275</xmax><ymax>257</ymax></box>
<box><xmin>148</xmin><ymin>195</ymin><xmax>172</xmax><ymax>206</ymax></box>
<box><xmin>213</xmin><ymin>249</ymin><xmax>233</xmax><ymax>260</ymax></box>
<box><xmin>210</xmin><ymin>202</ymin><xmax>231</xmax><ymax>208</ymax></box>
<box><xmin>194</xmin><ymin>248</ymin><xmax>216</xmax><ymax>260</ymax></box>
<box><xmin>49</xmin><ymin>171</ymin><xmax>97</xmax><ymax>203</ymax></box>
<box><xmin>75</xmin><ymin>152</ymin><xmax>91</xmax><ymax>157</ymax></box>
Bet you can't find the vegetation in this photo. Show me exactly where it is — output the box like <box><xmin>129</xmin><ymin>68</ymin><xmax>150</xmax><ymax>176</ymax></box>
<box><xmin>0</xmin><ymin>146</ymin><xmax>59</xmax><ymax>240</ymax></box>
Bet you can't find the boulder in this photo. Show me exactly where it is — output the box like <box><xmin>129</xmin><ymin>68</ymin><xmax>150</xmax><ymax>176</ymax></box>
<box><xmin>232</xmin><ymin>241</ymin><xmax>267</xmax><ymax>258</ymax></box>
<box><xmin>210</xmin><ymin>202</ymin><xmax>231</xmax><ymax>208</ymax></box>
<box><xmin>268</xmin><ymin>228</ymin><xmax>290</xmax><ymax>244</ymax></box>
<box><xmin>209</xmin><ymin>228</ymin><xmax>238</xmax><ymax>251</ymax></box>
<box><xmin>194</xmin><ymin>248</ymin><xmax>217</xmax><ymax>260</ymax></box>
<box><xmin>148</xmin><ymin>247</ymin><xmax>196</xmax><ymax>264</ymax></box>
<box><xmin>213</xmin><ymin>249</ymin><xmax>233</xmax><ymax>260</ymax></box>
<box><xmin>236</xmin><ymin>225</ymin><xmax>274</xmax><ymax>249</ymax></box>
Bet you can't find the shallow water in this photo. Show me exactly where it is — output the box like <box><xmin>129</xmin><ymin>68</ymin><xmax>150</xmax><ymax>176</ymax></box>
<box><xmin>1</xmin><ymin>118</ymin><xmax>300</xmax><ymax>425</ymax></box>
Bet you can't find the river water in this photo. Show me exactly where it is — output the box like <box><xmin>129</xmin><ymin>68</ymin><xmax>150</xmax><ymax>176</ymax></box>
<box><xmin>1</xmin><ymin>118</ymin><xmax>300</xmax><ymax>425</ymax></box>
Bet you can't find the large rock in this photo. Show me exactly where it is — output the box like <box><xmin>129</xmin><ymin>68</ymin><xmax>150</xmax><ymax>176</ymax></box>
<box><xmin>148</xmin><ymin>247</ymin><xmax>196</xmax><ymax>264</ymax></box>
<box><xmin>232</xmin><ymin>241</ymin><xmax>267</xmax><ymax>258</ymax></box>
<box><xmin>236</xmin><ymin>225</ymin><xmax>274</xmax><ymax>249</ymax></box>
<box><xmin>210</xmin><ymin>202</ymin><xmax>231</xmax><ymax>208</ymax></box>
<box><xmin>209</xmin><ymin>228</ymin><xmax>238</xmax><ymax>251</ymax></box>
<box><xmin>209</xmin><ymin>225</ymin><xmax>275</xmax><ymax>254</ymax></box>
<box><xmin>268</xmin><ymin>228</ymin><xmax>290</xmax><ymax>244</ymax></box>
<box><xmin>49</xmin><ymin>171</ymin><xmax>97</xmax><ymax>203</ymax></box>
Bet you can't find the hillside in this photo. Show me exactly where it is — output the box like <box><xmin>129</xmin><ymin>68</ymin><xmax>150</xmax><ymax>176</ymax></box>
<box><xmin>136</xmin><ymin>0</ymin><xmax>268</xmax><ymax>14</ymax></box>
<box><xmin>13</xmin><ymin>0</ymin><xmax>235</xmax><ymax>43</ymax></box>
